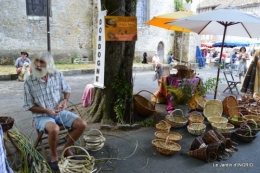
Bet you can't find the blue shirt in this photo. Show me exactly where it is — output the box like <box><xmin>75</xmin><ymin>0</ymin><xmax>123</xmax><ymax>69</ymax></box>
<box><xmin>0</xmin><ymin>126</ymin><xmax>13</xmax><ymax>173</ymax></box>
<box><xmin>23</xmin><ymin>70</ymin><xmax>71</xmax><ymax>117</ymax></box>
<box><xmin>14</xmin><ymin>57</ymin><xmax>31</xmax><ymax>68</ymax></box>
<box><xmin>168</xmin><ymin>56</ymin><xmax>173</xmax><ymax>64</ymax></box>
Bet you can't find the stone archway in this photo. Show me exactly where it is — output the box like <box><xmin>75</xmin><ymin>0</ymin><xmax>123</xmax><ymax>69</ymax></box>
<box><xmin>157</xmin><ymin>42</ymin><xmax>164</xmax><ymax>63</ymax></box>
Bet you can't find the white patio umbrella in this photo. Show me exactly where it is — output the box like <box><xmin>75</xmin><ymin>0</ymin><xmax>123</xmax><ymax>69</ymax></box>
<box><xmin>167</xmin><ymin>6</ymin><xmax>260</xmax><ymax>99</ymax></box>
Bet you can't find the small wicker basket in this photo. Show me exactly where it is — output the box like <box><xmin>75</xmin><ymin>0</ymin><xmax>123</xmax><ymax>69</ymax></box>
<box><xmin>187</xmin><ymin>123</ymin><xmax>206</xmax><ymax>136</ymax></box>
<box><xmin>155</xmin><ymin>120</ymin><xmax>171</xmax><ymax>131</ymax></box>
<box><xmin>0</xmin><ymin>117</ymin><xmax>15</xmax><ymax>132</ymax></box>
<box><xmin>133</xmin><ymin>90</ymin><xmax>156</xmax><ymax>117</ymax></box>
<box><xmin>228</xmin><ymin>112</ymin><xmax>247</xmax><ymax>127</ymax></box>
<box><xmin>165</xmin><ymin>109</ymin><xmax>188</xmax><ymax>128</ymax></box>
<box><xmin>58</xmin><ymin>146</ymin><xmax>95</xmax><ymax>173</ymax></box>
<box><xmin>154</xmin><ymin>130</ymin><xmax>182</xmax><ymax>143</ymax></box>
<box><xmin>187</xmin><ymin>111</ymin><xmax>204</xmax><ymax>124</ymax></box>
<box><xmin>207</xmin><ymin>116</ymin><xmax>228</xmax><ymax>124</ymax></box>
<box><xmin>151</xmin><ymin>136</ymin><xmax>181</xmax><ymax>155</ymax></box>
<box><xmin>83</xmin><ymin>129</ymin><xmax>106</xmax><ymax>151</ymax></box>
<box><xmin>211</xmin><ymin>123</ymin><xmax>234</xmax><ymax>133</ymax></box>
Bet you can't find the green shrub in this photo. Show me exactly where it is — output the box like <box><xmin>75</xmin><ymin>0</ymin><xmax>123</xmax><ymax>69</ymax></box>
<box><xmin>71</xmin><ymin>55</ymin><xmax>79</xmax><ymax>63</ymax></box>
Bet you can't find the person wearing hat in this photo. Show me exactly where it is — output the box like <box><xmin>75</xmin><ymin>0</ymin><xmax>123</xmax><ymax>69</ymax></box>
<box><xmin>14</xmin><ymin>51</ymin><xmax>31</xmax><ymax>75</ymax></box>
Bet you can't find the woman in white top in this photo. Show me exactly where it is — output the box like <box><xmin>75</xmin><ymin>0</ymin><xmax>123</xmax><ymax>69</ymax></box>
<box><xmin>237</xmin><ymin>47</ymin><xmax>250</xmax><ymax>82</ymax></box>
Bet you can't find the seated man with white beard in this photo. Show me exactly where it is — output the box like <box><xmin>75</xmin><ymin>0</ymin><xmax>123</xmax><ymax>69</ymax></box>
<box><xmin>23</xmin><ymin>51</ymin><xmax>87</xmax><ymax>171</ymax></box>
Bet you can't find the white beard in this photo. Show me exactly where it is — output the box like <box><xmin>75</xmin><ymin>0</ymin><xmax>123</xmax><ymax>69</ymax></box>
<box><xmin>32</xmin><ymin>67</ymin><xmax>48</xmax><ymax>79</ymax></box>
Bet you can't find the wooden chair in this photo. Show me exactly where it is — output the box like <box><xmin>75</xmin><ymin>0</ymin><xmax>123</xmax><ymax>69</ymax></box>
<box><xmin>33</xmin><ymin>124</ymin><xmax>71</xmax><ymax>160</ymax></box>
<box><xmin>222</xmin><ymin>70</ymin><xmax>241</xmax><ymax>94</ymax></box>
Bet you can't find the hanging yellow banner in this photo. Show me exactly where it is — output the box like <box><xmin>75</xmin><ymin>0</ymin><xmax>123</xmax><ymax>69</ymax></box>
<box><xmin>105</xmin><ymin>16</ymin><xmax>137</xmax><ymax>41</ymax></box>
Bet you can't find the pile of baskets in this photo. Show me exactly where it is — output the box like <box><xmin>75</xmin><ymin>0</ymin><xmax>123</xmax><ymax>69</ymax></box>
<box><xmin>181</xmin><ymin>130</ymin><xmax>237</xmax><ymax>162</ymax></box>
<box><xmin>153</xmin><ymin>121</ymin><xmax>182</xmax><ymax>155</ymax></box>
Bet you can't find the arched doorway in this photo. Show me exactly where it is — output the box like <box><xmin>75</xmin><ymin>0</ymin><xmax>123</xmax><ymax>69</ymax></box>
<box><xmin>157</xmin><ymin>42</ymin><xmax>164</xmax><ymax>63</ymax></box>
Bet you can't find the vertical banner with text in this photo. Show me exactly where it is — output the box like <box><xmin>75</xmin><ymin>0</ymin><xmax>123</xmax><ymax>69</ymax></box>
<box><xmin>94</xmin><ymin>10</ymin><xmax>107</xmax><ymax>88</ymax></box>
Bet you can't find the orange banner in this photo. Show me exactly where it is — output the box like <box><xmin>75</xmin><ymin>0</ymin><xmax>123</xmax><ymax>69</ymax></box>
<box><xmin>105</xmin><ymin>16</ymin><xmax>137</xmax><ymax>41</ymax></box>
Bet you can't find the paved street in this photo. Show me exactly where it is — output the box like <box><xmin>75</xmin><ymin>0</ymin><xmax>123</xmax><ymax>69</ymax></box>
<box><xmin>1</xmin><ymin>65</ymin><xmax>259</xmax><ymax>173</ymax></box>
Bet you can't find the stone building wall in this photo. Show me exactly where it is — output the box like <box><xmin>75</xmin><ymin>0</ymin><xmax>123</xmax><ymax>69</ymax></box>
<box><xmin>135</xmin><ymin>0</ymin><xmax>174</xmax><ymax>63</ymax></box>
<box><xmin>0</xmin><ymin>0</ymin><xmax>95</xmax><ymax>64</ymax></box>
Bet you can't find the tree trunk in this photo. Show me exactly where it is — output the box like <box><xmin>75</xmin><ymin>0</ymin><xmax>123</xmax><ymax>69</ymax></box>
<box><xmin>83</xmin><ymin>0</ymin><xmax>136</xmax><ymax>124</ymax></box>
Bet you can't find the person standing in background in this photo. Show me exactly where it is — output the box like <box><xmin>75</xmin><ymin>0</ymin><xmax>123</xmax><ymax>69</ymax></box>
<box><xmin>237</xmin><ymin>47</ymin><xmax>250</xmax><ymax>82</ymax></box>
<box><xmin>142</xmin><ymin>52</ymin><xmax>148</xmax><ymax>64</ymax></box>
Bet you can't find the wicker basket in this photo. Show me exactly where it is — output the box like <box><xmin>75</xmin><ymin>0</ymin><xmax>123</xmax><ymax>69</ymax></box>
<box><xmin>211</xmin><ymin>123</ymin><xmax>234</xmax><ymax>133</ymax></box>
<box><xmin>58</xmin><ymin>146</ymin><xmax>95</xmax><ymax>173</ymax></box>
<box><xmin>203</xmin><ymin>103</ymin><xmax>222</xmax><ymax>119</ymax></box>
<box><xmin>133</xmin><ymin>90</ymin><xmax>156</xmax><ymax>117</ymax></box>
<box><xmin>151</xmin><ymin>92</ymin><xmax>167</xmax><ymax>104</ymax></box>
<box><xmin>181</xmin><ymin>146</ymin><xmax>210</xmax><ymax>162</ymax></box>
<box><xmin>83</xmin><ymin>129</ymin><xmax>106</xmax><ymax>151</ymax></box>
<box><xmin>155</xmin><ymin>120</ymin><xmax>171</xmax><ymax>131</ymax></box>
<box><xmin>241</xmin><ymin>119</ymin><xmax>260</xmax><ymax>134</ymax></box>
<box><xmin>207</xmin><ymin>116</ymin><xmax>228</xmax><ymax>124</ymax></box>
<box><xmin>222</xmin><ymin>95</ymin><xmax>239</xmax><ymax>117</ymax></box>
<box><xmin>188</xmin><ymin>111</ymin><xmax>204</xmax><ymax>124</ymax></box>
<box><xmin>243</xmin><ymin>115</ymin><xmax>260</xmax><ymax>124</ymax></box>
<box><xmin>234</xmin><ymin>125</ymin><xmax>257</xmax><ymax>143</ymax></box>
<box><xmin>165</xmin><ymin>109</ymin><xmax>188</xmax><ymax>128</ymax></box>
<box><xmin>154</xmin><ymin>130</ymin><xmax>182</xmax><ymax>143</ymax></box>
<box><xmin>151</xmin><ymin>136</ymin><xmax>181</xmax><ymax>155</ymax></box>
<box><xmin>0</xmin><ymin>117</ymin><xmax>15</xmax><ymax>132</ymax></box>
<box><xmin>202</xmin><ymin>130</ymin><xmax>221</xmax><ymax>145</ymax></box>
<box><xmin>194</xmin><ymin>96</ymin><xmax>208</xmax><ymax>110</ymax></box>
<box><xmin>205</xmin><ymin>99</ymin><xmax>223</xmax><ymax>110</ymax></box>
<box><xmin>187</xmin><ymin>123</ymin><xmax>206</xmax><ymax>136</ymax></box>
<box><xmin>190</xmin><ymin>137</ymin><xmax>207</xmax><ymax>150</ymax></box>
<box><xmin>253</xmin><ymin>92</ymin><xmax>260</xmax><ymax>102</ymax></box>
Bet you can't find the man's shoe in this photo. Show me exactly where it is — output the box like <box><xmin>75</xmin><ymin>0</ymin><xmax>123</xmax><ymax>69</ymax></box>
<box><xmin>49</xmin><ymin>161</ymin><xmax>59</xmax><ymax>171</ymax></box>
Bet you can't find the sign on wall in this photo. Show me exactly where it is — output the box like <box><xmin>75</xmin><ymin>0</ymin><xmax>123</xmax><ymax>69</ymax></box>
<box><xmin>94</xmin><ymin>10</ymin><xmax>107</xmax><ymax>88</ymax></box>
<box><xmin>105</xmin><ymin>16</ymin><xmax>137</xmax><ymax>41</ymax></box>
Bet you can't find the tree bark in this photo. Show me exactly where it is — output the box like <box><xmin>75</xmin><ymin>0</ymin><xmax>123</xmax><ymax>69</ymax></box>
<box><xmin>83</xmin><ymin>0</ymin><xmax>136</xmax><ymax>124</ymax></box>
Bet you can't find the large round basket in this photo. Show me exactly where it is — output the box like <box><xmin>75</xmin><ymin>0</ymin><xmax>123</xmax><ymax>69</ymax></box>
<box><xmin>203</xmin><ymin>103</ymin><xmax>222</xmax><ymax>119</ymax></box>
<box><xmin>188</xmin><ymin>111</ymin><xmax>204</xmax><ymax>124</ymax></box>
<box><xmin>83</xmin><ymin>129</ymin><xmax>106</xmax><ymax>151</ymax></box>
<box><xmin>58</xmin><ymin>146</ymin><xmax>95</xmax><ymax>173</ymax></box>
<box><xmin>207</xmin><ymin>116</ymin><xmax>228</xmax><ymax>124</ymax></box>
<box><xmin>133</xmin><ymin>90</ymin><xmax>156</xmax><ymax>117</ymax></box>
<box><xmin>211</xmin><ymin>123</ymin><xmax>234</xmax><ymax>133</ymax></box>
<box><xmin>0</xmin><ymin>117</ymin><xmax>15</xmax><ymax>132</ymax></box>
<box><xmin>222</xmin><ymin>95</ymin><xmax>238</xmax><ymax>117</ymax></box>
<box><xmin>151</xmin><ymin>136</ymin><xmax>181</xmax><ymax>155</ymax></box>
<box><xmin>155</xmin><ymin>120</ymin><xmax>171</xmax><ymax>132</ymax></box>
<box><xmin>165</xmin><ymin>109</ymin><xmax>188</xmax><ymax>128</ymax></box>
<box><xmin>187</xmin><ymin>123</ymin><xmax>206</xmax><ymax>136</ymax></box>
<box><xmin>154</xmin><ymin>130</ymin><xmax>182</xmax><ymax>143</ymax></box>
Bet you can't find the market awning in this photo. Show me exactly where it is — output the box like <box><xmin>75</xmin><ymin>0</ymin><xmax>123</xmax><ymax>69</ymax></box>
<box><xmin>201</xmin><ymin>43</ymin><xmax>213</xmax><ymax>48</ymax></box>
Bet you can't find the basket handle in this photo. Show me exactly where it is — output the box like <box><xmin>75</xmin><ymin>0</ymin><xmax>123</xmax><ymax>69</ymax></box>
<box><xmin>61</xmin><ymin>145</ymin><xmax>91</xmax><ymax>160</ymax></box>
<box><xmin>246</xmin><ymin>119</ymin><xmax>258</xmax><ymax>129</ymax></box>
<box><xmin>170</xmin><ymin>109</ymin><xmax>185</xmax><ymax>118</ymax></box>
<box><xmin>159</xmin><ymin>120</ymin><xmax>169</xmax><ymax>126</ymax></box>
<box><xmin>188</xmin><ymin>111</ymin><xmax>201</xmax><ymax>117</ymax></box>
<box><xmin>136</xmin><ymin>90</ymin><xmax>157</xmax><ymax>107</ymax></box>
<box><xmin>86</xmin><ymin>129</ymin><xmax>103</xmax><ymax>136</ymax></box>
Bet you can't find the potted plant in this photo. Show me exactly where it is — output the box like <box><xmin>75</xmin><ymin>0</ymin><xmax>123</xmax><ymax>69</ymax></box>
<box><xmin>167</xmin><ymin>77</ymin><xmax>220</xmax><ymax>116</ymax></box>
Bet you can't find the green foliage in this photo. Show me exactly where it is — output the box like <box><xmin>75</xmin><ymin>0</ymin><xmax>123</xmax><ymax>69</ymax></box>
<box><xmin>111</xmin><ymin>70</ymin><xmax>132</xmax><ymax>124</ymax></box>
<box><xmin>174</xmin><ymin>0</ymin><xmax>184</xmax><ymax>11</ymax></box>
<box><xmin>71</xmin><ymin>55</ymin><xmax>79</xmax><ymax>63</ymax></box>
<box><xmin>139</xmin><ymin>120</ymin><xmax>154</xmax><ymax>127</ymax></box>
<box><xmin>197</xmin><ymin>77</ymin><xmax>224</xmax><ymax>95</ymax></box>
<box><xmin>185</xmin><ymin>0</ymin><xmax>192</xmax><ymax>3</ymax></box>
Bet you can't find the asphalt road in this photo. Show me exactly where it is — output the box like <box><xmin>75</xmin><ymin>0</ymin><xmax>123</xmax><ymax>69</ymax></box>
<box><xmin>1</xmin><ymin>66</ymin><xmax>259</xmax><ymax>173</ymax></box>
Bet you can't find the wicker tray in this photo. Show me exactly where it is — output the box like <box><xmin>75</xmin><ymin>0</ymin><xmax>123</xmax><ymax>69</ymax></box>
<box><xmin>165</xmin><ymin>109</ymin><xmax>188</xmax><ymax>128</ymax></box>
<box><xmin>154</xmin><ymin>130</ymin><xmax>182</xmax><ymax>143</ymax></box>
<box><xmin>151</xmin><ymin>136</ymin><xmax>181</xmax><ymax>155</ymax></box>
<box><xmin>211</xmin><ymin>123</ymin><xmax>234</xmax><ymax>133</ymax></box>
<box><xmin>207</xmin><ymin>116</ymin><xmax>228</xmax><ymax>124</ymax></box>
<box><xmin>188</xmin><ymin>111</ymin><xmax>204</xmax><ymax>124</ymax></box>
<box><xmin>83</xmin><ymin>129</ymin><xmax>106</xmax><ymax>151</ymax></box>
<box><xmin>187</xmin><ymin>123</ymin><xmax>206</xmax><ymax>136</ymax></box>
<box><xmin>58</xmin><ymin>146</ymin><xmax>95</xmax><ymax>173</ymax></box>
<box><xmin>0</xmin><ymin>117</ymin><xmax>15</xmax><ymax>132</ymax></box>
<box><xmin>133</xmin><ymin>90</ymin><xmax>156</xmax><ymax>117</ymax></box>
<box><xmin>203</xmin><ymin>103</ymin><xmax>222</xmax><ymax>119</ymax></box>
<box><xmin>155</xmin><ymin>120</ymin><xmax>171</xmax><ymax>131</ymax></box>
<box><xmin>194</xmin><ymin>96</ymin><xmax>208</xmax><ymax>110</ymax></box>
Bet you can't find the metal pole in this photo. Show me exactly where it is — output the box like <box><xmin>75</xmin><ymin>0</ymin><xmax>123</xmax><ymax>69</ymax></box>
<box><xmin>214</xmin><ymin>24</ymin><xmax>227</xmax><ymax>99</ymax></box>
<box><xmin>47</xmin><ymin>0</ymin><xmax>51</xmax><ymax>52</ymax></box>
